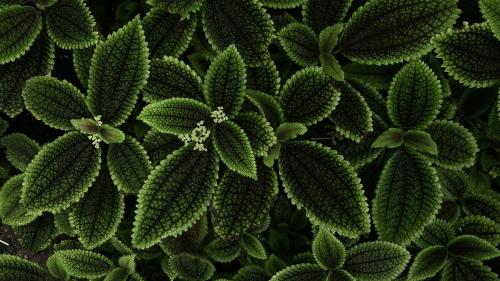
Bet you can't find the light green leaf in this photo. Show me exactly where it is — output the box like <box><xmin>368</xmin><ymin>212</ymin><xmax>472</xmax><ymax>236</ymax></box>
<box><xmin>319</xmin><ymin>24</ymin><xmax>343</xmax><ymax>54</ymax></box>
<box><xmin>234</xmin><ymin>112</ymin><xmax>277</xmax><ymax>157</ymax></box>
<box><xmin>69</xmin><ymin>172</ymin><xmax>124</xmax><ymax>249</ymax></box>
<box><xmin>403</xmin><ymin>130</ymin><xmax>438</xmax><ymax>155</ymax></box>
<box><xmin>344</xmin><ymin>241</ymin><xmax>410</xmax><ymax>281</ymax></box>
<box><xmin>279</xmin><ymin>141</ymin><xmax>370</xmax><ymax>237</ymax></box>
<box><xmin>387</xmin><ymin>61</ymin><xmax>442</xmax><ymax>130</ymax></box>
<box><xmin>337</xmin><ymin>0</ymin><xmax>460</xmax><ymax>65</ymax></box>
<box><xmin>279</xmin><ymin>67</ymin><xmax>340</xmax><ymax>126</ymax></box>
<box><xmin>23</xmin><ymin>76</ymin><xmax>91</xmax><ymax>130</ymax></box>
<box><xmin>107</xmin><ymin>136</ymin><xmax>152</xmax><ymax>194</ymax></box>
<box><xmin>55</xmin><ymin>249</ymin><xmax>113</xmax><ymax>279</ymax></box>
<box><xmin>86</xmin><ymin>17</ymin><xmax>150</xmax><ymax>126</ymax></box>
<box><xmin>303</xmin><ymin>0</ymin><xmax>352</xmax><ymax>33</ymax></box>
<box><xmin>143</xmin><ymin>57</ymin><xmax>203</xmax><ymax>103</ymax></box>
<box><xmin>46</xmin><ymin>255</ymin><xmax>69</xmax><ymax>281</ymax></box>
<box><xmin>312</xmin><ymin>228</ymin><xmax>346</xmax><ymax>270</ymax></box>
<box><xmin>169</xmin><ymin>254</ymin><xmax>215</xmax><ymax>281</ymax></box>
<box><xmin>433</xmin><ymin>23</ymin><xmax>500</xmax><ymax>88</ymax></box>
<box><xmin>408</xmin><ymin>245</ymin><xmax>448</xmax><ymax>281</ymax></box>
<box><xmin>14</xmin><ymin>213</ymin><xmax>56</xmax><ymax>252</ymax></box>
<box><xmin>132</xmin><ymin>145</ymin><xmax>219</xmax><ymax>249</ymax></box>
<box><xmin>21</xmin><ymin>132</ymin><xmax>101</xmax><ymax>214</ymax></box>
<box><xmin>205</xmin><ymin>238</ymin><xmax>241</xmax><ymax>263</ymax></box>
<box><xmin>241</xmin><ymin>233</ymin><xmax>267</xmax><ymax>260</ymax></box>
<box><xmin>426</xmin><ymin>120</ymin><xmax>478</xmax><ymax>170</ymax></box>
<box><xmin>320</xmin><ymin>53</ymin><xmax>344</xmax><ymax>81</ymax></box>
<box><xmin>202</xmin><ymin>0</ymin><xmax>275</xmax><ymax>66</ymax></box>
<box><xmin>414</xmin><ymin>219</ymin><xmax>456</xmax><ymax>248</ymax></box>
<box><xmin>441</xmin><ymin>256</ymin><xmax>498</xmax><ymax>281</ymax></box>
<box><xmin>0</xmin><ymin>133</ymin><xmax>39</xmax><ymax>171</ymax></box>
<box><xmin>97</xmin><ymin>124</ymin><xmax>125</xmax><ymax>144</ymax></box>
<box><xmin>165</xmin><ymin>0</ymin><xmax>204</xmax><ymax>17</ymax></box>
<box><xmin>0</xmin><ymin>254</ymin><xmax>46</xmax><ymax>281</ymax></box>
<box><xmin>212</xmin><ymin>121</ymin><xmax>257</xmax><ymax>179</ymax></box>
<box><xmin>213</xmin><ymin>162</ymin><xmax>278</xmax><ymax>238</ymax></box>
<box><xmin>275</xmin><ymin>122</ymin><xmax>307</xmax><ymax>142</ymax></box>
<box><xmin>138</xmin><ymin>97</ymin><xmax>212</xmax><ymax>135</ymax></box>
<box><xmin>261</xmin><ymin>0</ymin><xmax>304</xmax><ymax>9</ymax></box>
<box><xmin>142</xmin><ymin>6</ymin><xmax>196</xmax><ymax>58</ymax></box>
<box><xmin>0</xmin><ymin>175</ymin><xmax>38</xmax><ymax>226</ymax></box>
<box><xmin>142</xmin><ymin>130</ymin><xmax>183</xmax><ymax>165</ymax></box>
<box><xmin>246</xmin><ymin>60</ymin><xmax>280</xmax><ymax>97</ymax></box>
<box><xmin>103</xmin><ymin>268</ymin><xmax>128</xmax><ymax>281</ymax></box>
<box><xmin>480</xmin><ymin>0</ymin><xmax>500</xmax><ymax>40</ymax></box>
<box><xmin>447</xmin><ymin>235</ymin><xmax>500</xmax><ymax>260</ymax></box>
<box><xmin>269</xmin><ymin>264</ymin><xmax>326</xmax><ymax>281</ymax></box>
<box><xmin>455</xmin><ymin>215</ymin><xmax>500</xmax><ymax>246</ymax></box>
<box><xmin>278</xmin><ymin>23</ymin><xmax>319</xmax><ymax>67</ymax></box>
<box><xmin>372</xmin><ymin>128</ymin><xmax>404</xmax><ymax>149</ymax></box>
<box><xmin>373</xmin><ymin>149</ymin><xmax>442</xmax><ymax>245</ymax></box>
<box><xmin>0</xmin><ymin>5</ymin><xmax>42</xmax><ymax>64</ymax></box>
<box><xmin>45</xmin><ymin>0</ymin><xmax>98</xmax><ymax>49</ymax></box>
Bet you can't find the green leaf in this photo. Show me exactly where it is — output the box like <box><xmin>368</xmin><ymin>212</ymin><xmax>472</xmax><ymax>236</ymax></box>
<box><xmin>46</xmin><ymin>255</ymin><xmax>69</xmax><ymax>281</ymax></box>
<box><xmin>233</xmin><ymin>265</ymin><xmax>269</xmax><ymax>281</ymax></box>
<box><xmin>447</xmin><ymin>235</ymin><xmax>500</xmax><ymax>260</ymax></box>
<box><xmin>387</xmin><ymin>61</ymin><xmax>442</xmax><ymax>130</ymax></box>
<box><xmin>320</xmin><ymin>53</ymin><xmax>344</xmax><ymax>81</ymax></box>
<box><xmin>202</xmin><ymin>0</ymin><xmax>275</xmax><ymax>66</ymax></box>
<box><xmin>213</xmin><ymin>163</ymin><xmax>277</xmax><ymax>238</ymax></box>
<box><xmin>433</xmin><ymin>23</ymin><xmax>500</xmax><ymax>88</ymax></box>
<box><xmin>303</xmin><ymin>0</ymin><xmax>352</xmax><ymax>33</ymax></box>
<box><xmin>408</xmin><ymin>245</ymin><xmax>448</xmax><ymax>281</ymax></box>
<box><xmin>72</xmin><ymin>44</ymin><xmax>95</xmax><ymax>88</ymax></box>
<box><xmin>244</xmin><ymin>89</ymin><xmax>284</xmax><ymax>128</ymax></box>
<box><xmin>343</xmin><ymin>241</ymin><xmax>410</xmax><ymax>281</ymax></box>
<box><xmin>330</xmin><ymin>81</ymin><xmax>373</xmax><ymax>142</ymax></box>
<box><xmin>203</xmin><ymin>45</ymin><xmax>246</xmax><ymax>117</ymax></box>
<box><xmin>0</xmin><ymin>254</ymin><xmax>46</xmax><ymax>281</ymax></box>
<box><xmin>142</xmin><ymin>6</ymin><xmax>196</xmax><ymax>58</ymax></box>
<box><xmin>462</xmin><ymin>194</ymin><xmax>500</xmax><ymax>224</ymax></box>
<box><xmin>169</xmin><ymin>254</ymin><xmax>215</xmax><ymax>281</ymax></box>
<box><xmin>279</xmin><ymin>67</ymin><xmax>340</xmax><ymax>126</ymax></box>
<box><xmin>279</xmin><ymin>141</ymin><xmax>370</xmax><ymax>237</ymax></box>
<box><xmin>166</xmin><ymin>0</ymin><xmax>204</xmax><ymax>17</ymax></box>
<box><xmin>119</xmin><ymin>255</ymin><xmax>136</xmax><ymax>274</ymax></box>
<box><xmin>138</xmin><ymin>97</ymin><xmax>212</xmax><ymax>135</ymax></box>
<box><xmin>0</xmin><ymin>32</ymin><xmax>54</xmax><ymax>117</ymax></box>
<box><xmin>23</xmin><ymin>76</ymin><xmax>92</xmax><ymax>130</ymax></box>
<box><xmin>0</xmin><ymin>5</ymin><xmax>42</xmax><ymax>64</ymax></box>
<box><xmin>107</xmin><ymin>136</ymin><xmax>152</xmax><ymax>194</ymax></box>
<box><xmin>337</xmin><ymin>0</ymin><xmax>460</xmax><ymax>65</ymax></box>
<box><xmin>98</xmin><ymin>124</ymin><xmax>125</xmax><ymax>144</ymax></box>
<box><xmin>54</xmin><ymin>210</ymin><xmax>75</xmax><ymax>237</ymax></box>
<box><xmin>0</xmin><ymin>117</ymin><xmax>7</xmax><ymax>136</ymax></box>
<box><xmin>275</xmin><ymin>122</ymin><xmax>307</xmax><ymax>142</ymax></box>
<box><xmin>246</xmin><ymin>60</ymin><xmax>280</xmax><ymax>97</ymax></box>
<box><xmin>436</xmin><ymin>168</ymin><xmax>471</xmax><ymax>200</ymax></box>
<box><xmin>269</xmin><ymin>264</ymin><xmax>326</xmax><ymax>281</ymax></box>
<box><xmin>45</xmin><ymin>0</ymin><xmax>98</xmax><ymax>49</ymax></box>
<box><xmin>143</xmin><ymin>57</ymin><xmax>203</xmax><ymax>103</ymax></box>
<box><xmin>441</xmin><ymin>256</ymin><xmax>498</xmax><ymax>281</ymax></box>
<box><xmin>403</xmin><ymin>130</ymin><xmax>438</xmax><ymax>155</ymax></box>
<box><xmin>327</xmin><ymin>270</ymin><xmax>355</xmax><ymax>281</ymax></box>
<box><xmin>480</xmin><ymin>0</ymin><xmax>500</xmax><ymax>40</ymax></box>
<box><xmin>14</xmin><ymin>213</ymin><xmax>56</xmax><ymax>252</ymax></box>
<box><xmin>278</xmin><ymin>23</ymin><xmax>319</xmax><ymax>67</ymax></box>
<box><xmin>343</xmin><ymin>63</ymin><xmax>400</xmax><ymax>90</ymax></box>
<box><xmin>86</xmin><ymin>17</ymin><xmax>150</xmax><ymax>126</ymax></box>
<box><xmin>69</xmin><ymin>172</ymin><xmax>124</xmax><ymax>249</ymax></box>
<box><xmin>373</xmin><ymin>149</ymin><xmax>442</xmax><ymax>245</ymax></box>
<box><xmin>0</xmin><ymin>175</ymin><xmax>38</xmax><ymax>226</ymax></box>
<box><xmin>205</xmin><ymin>238</ymin><xmax>241</xmax><ymax>263</ymax></box>
<box><xmin>142</xmin><ymin>130</ymin><xmax>183</xmax><ymax>165</ymax></box>
<box><xmin>0</xmin><ymin>133</ymin><xmax>39</xmax><ymax>171</ymax></box>
<box><xmin>265</xmin><ymin>255</ymin><xmax>287</xmax><ymax>276</ymax></box>
<box><xmin>261</xmin><ymin>0</ymin><xmax>304</xmax><ymax>9</ymax></box>
<box><xmin>55</xmin><ymin>249</ymin><xmax>113</xmax><ymax>279</ymax></box>
<box><xmin>103</xmin><ymin>268</ymin><xmax>128</xmax><ymax>281</ymax></box>
<box><xmin>319</xmin><ymin>24</ymin><xmax>343</xmax><ymax>54</ymax></box>
<box><xmin>456</xmin><ymin>215</ymin><xmax>500</xmax><ymax>246</ymax></box>
<box><xmin>425</xmin><ymin>120</ymin><xmax>478</xmax><ymax>170</ymax></box>
<box><xmin>241</xmin><ymin>233</ymin><xmax>267</xmax><ymax>260</ymax></box>
<box><xmin>372</xmin><ymin>128</ymin><xmax>404</xmax><ymax>149</ymax></box>
<box><xmin>132</xmin><ymin>145</ymin><xmax>219</xmax><ymax>249</ymax></box>
<box><xmin>21</xmin><ymin>132</ymin><xmax>101</xmax><ymax>214</ymax></box>
<box><xmin>414</xmin><ymin>219</ymin><xmax>456</xmax><ymax>248</ymax></box>
<box><xmin>312</xmin><ymin>228</ymin><xmax>346</xmax><ymax>270</ymax></box>
<box><xmin>234</xmin><ymin>112</ymin><xmax>277</xmax><ymax>157</ymax></box>
<box><xmin>212</xmin><ymin>121</ymin><xmax>257</xmax><ymax>179</ymax></box>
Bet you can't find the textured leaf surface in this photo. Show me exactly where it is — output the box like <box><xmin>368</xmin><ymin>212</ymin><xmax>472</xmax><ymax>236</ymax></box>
<box><xmin>234</xmin><ymin>112</ymin><xmax>276</xmax><ymax>157</ymax></box>
<box><xmin>279</xmin><ymin>141</ymin><xmax>370</xmax><ymax>237</ymax></box>
<box><xmin>14</xmin><ymin>213</ymin><xmax>55</xmax><ymax>252</ymax></box>
<box><xmin>414</xmin><ymin>219</ymin><xmax>456</xmax><ymax>248</ymax></box>
<box><xmin>337</xmin><ymin>0</ymin><xmax>460</xmax><ymax>65</ymax></box>
<box><xmin>278</xmin><ymin>23</ymin><xmax>319</xmax><ymax>67</ymax></box>
<box><xmin>0</xmin><ymin>175</ymin><xmax>38</xmax><ymax>226</ymax></box>
<box><xmin>433</xmin><ymin>23</ymin><xmax>500</xmax><ymax>88</ymax></box>
<box><xmin>0</xmin><ymin>133</ymin><xmax>39</xmax><ymax>171</ymax></box>
<box><xmin>312</xmin><ymin>228</ymin><xmax>346</xmax><ymax>270</ymax></box>
<box><xmin>436</xmin><ymin>168</ymin><xmax>471</xmax><ymax>200</ymax></box>
<box><xmin>261</xmin><ymin>0</ymin><xmax>304</xmax><ymax>9</ymax></box>
<box><xmin>441</xmin><ymin>256</ymin><xmax>498</xmax><ymax>281</ymax></box>
<box><xmin>270</xmin><ymin>264</ymin><xmax>326</xmax><ymax>281</ymax></box>
<box><xmin>72</xmin><ymin>45</ymin><xmax>95</xmax><ymax>88</ymax></box>
<box><xmin>245</xmin><ymin>90</ymin><xmax>284</xmax><ymax>128</ymax></box>
<box><xmin>344</xmin><ymin>241</ymin><xmax>410</xmax><ymax>281</ymax></box>
<box><xmin>343</xmin><ymin>63</ymin><xmax>400</xmax><ymax>90</ymax></box>
<box><xmin>0</xmin><ymin>254</ymin><xmax>46</xmax><ymax>281</ymax></box>
<box><xmin>86</xmin><ymin>17</ymin><xmax>149</xmax><ymax>126</ymax></box>
<box><xmin>142</xmin><ymin>130</ymin><xmax>183</xmax><ymax>165</ymax></box>
<box><xmin>143</xmin><ymin>57</ymin><xmax>203</xmax><ymax>103</ymax></box>
<box><xmin>212</xmin><ymin>121</ymin><xmax>257</xmax><ymax>179</ymax></box>
<box><xmin>203</xmin><ymin>0</ymin><xmax>275</xmax><ymax>66</ymax></box>
<box><xmin>45</xmin><ymin>0</ymin><xmax>98</xmax><ymax>49</ymax></box>
<box><xmin>205</xmin><ymin>238</ymin><xmax>241</xmax><ymax>263</ymax></box>
<box><xmin>233</xmin><ymin>265</ymin><xmax>268</xmax><ymax>281</ymax></box>
<box><xmin>447</xmin><ymin>235</ymin><xmax>499</xmax><ymax>260</ymax></box>
<box><xmin>462</xmin><ymin>194</ymin><xmax>500</xmax><ymax>224</ymax></box>
<box><xmin>279</xmin><ymin>67</ymin><xmax>340</xmax><ymax>126</ymax></box>
<box><xmin>246</xmin><ymin>60</ymin><xmax>280</xmax><ymax>96</ymax></box>
<box><xmin>22</xmin><ymin>132</ymin><xmax>101</xmax><ymax>214</ymax></box>
<box><xmin>387</xmin><ymin>61</ymin><xmax>442</xmax><ymax>130</ymax></box>
<box><xmin>480</xmin><ymin>0</ymin><xmax>500</xmax><ymax>40</ymax></box>
<box><xmin>133</xmin><ymin>145</ymin><xmax>218</xmax><ymax>249</ymax></box>
<box><xmin>303</xmin><ymin>0</ymin><xmax>352</xmax><ymax>32</ymax></box>
<box><xmin>55</xmin><ymin>249</ymin><xmax>113</xmax><ymax>279</ymax></box>
<box><xmin>373</xmin><ymin>149</ymin><xmax>442</xmax><ymax>245</ymax></box>
<box><xmin>0</xmin><ymin>5</ymin><xmax>42</xmax><ymax>64</ymax></box>
<box><xmin>107</xmin><ymin>136</ymin><xmax>152</xmax><ymax>194</ymax></box>
<box><xmin>213</xmin><ymin>163</ymin><xmax>278</xmax><ymax>238</ymax></box>
<box><xmin>166</xmin><ymin>0</ymin><xmax>204</xmax><ymax>17</ymax></box>
<box><xmin>455</xmin><ymin>215</ymin><xmax>500</xmax><ymax>245</ymax></box>
<box><xmin>69</xmin><ymin>172</ymin><xmax>124</xmax><ymax>249</ymax></box>
<box><xmin>241</xmin><ymin>233</ymin><xmax>267</xmax><ymax>259</ymax></box>
<box><xmin>169</xmin><ymin>254</ymin><xmax>215</xmax><ymax>281</ymax></box>
<box><xmin>408</xmin><ymin>245</ymin><xmax>448</xmax><ymax>281</ymax></box>
<box><xmin>23</xmin><ymin>76</ymin><xmax>91</xmax><ymax>130</ymax></box>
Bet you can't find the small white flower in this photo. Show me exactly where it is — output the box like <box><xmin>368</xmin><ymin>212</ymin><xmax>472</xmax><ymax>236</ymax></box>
<box><xmin>211</xmin><ymin>106</ymin><xmax>228</xmax><ymax>123</ymax></box>
<box><xmin>94</xmin><ymin>115</ymin><xmax>103</xmax><ymax>126</ymax></box>
<box><xmin>179</xmin><ymin>120</ymin><xmax>211</xmax><ymax>152</ymax></box>
<box><xmin>88</xmin><ymin>134</ymin><xmax>101</xmax><ymax>149</ymax></box>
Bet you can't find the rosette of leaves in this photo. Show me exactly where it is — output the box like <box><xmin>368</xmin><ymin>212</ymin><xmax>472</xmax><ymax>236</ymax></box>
<box><xmin>408</xmin><ymin>219</ymin><xmax>499</xmax><ymax>281</ymax></box>
<box><xmin>270</xmin><ymin>228</ymin><xmax>411</xmax><ymax>281</ymax></box>
<box><xmin>0</xmin><ymin>0</ymin><xmax>99</xmax><ymax>116</ymax></box>
<box><xmin>371</xmin><ymin>60</ymin><xmax>478</xmax><ymax>245</ymax></box>
<box><xmin>17</xmin><ymin>17</ymin><xmax>151</xmax><ymax>250</ymax></box>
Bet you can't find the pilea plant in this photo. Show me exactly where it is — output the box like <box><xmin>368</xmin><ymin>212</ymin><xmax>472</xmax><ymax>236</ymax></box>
<box><xmin>0</xmin><ymin>0</ymin><xmax>500</xmax><ymax>281</ymax></box>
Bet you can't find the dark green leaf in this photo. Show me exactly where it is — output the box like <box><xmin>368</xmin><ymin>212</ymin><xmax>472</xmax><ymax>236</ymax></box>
<box><xmin>372</xmin><ymin>128</ymin><xmax>404</xmax><ymax>149</ymax></box>
<box><xmin>55</xmin><ymin>249</ymin><xmax>113</xmax><ymax>279</ymax></box>
<box><xmin>14</xmin><ymin>213</ymin><xmax>56</xmax><ymax>252</ymax></box>
<box><xmin>205</xmin><ymin>238</ymin><xmax>241</xmax><ymax>263</ymax></box>
<box><xmin>169</xmin><ymin>254</ymin><xmax>215</xmax><ymax>281</ymax></box>
<box><xmin>480</xmin><ymin>0</ymin><xmax>500</xmax><ymax>40</ymax></box>
<box><xmin>408</xmin><ymin>245</ymin><xmax>448</xmax><ymax>281</ymax></box>
<box><xmin>0</xmin><ymin>254</ymin><xmax>46</xmax><ymax>281</ymax></box>
<box><xmin>0</xmin><ymin>175</ymin><xmax>38</xmax><ymax>226</ymax></box>
<box><xmin>302</xmin><ymin>0</ymin><xmax>352</xmax><ymax>33</ymax></box>
<box><xmin>261</xmin><ymin>0</ymin><xmax>304</xmax><ymax>9</ymax></box>
<box><xmin>72</xmin><ymin>44</ymin><xmax>95</xmax><ymax>88</ymax></box>
<box><xmin>269</xmin><ymin>264</ymin><xmax>326</xmax><ymax>281</ymax></box>
<box><xmin>447</xmin><ymin>235</ymin><xmax>499</xmax><ymax>260</ymax></box>
<box><xmin>241</xmin><ymin>233</ymin><xmax>267</xmax><ymax>260</ymax></box>
<box><xmin>142</xmin><ymin>130</ymin><xmax>183</xmax><ymax>165</ymax></box>
<box><xmin>278</xmin><ymin>23</ymin><xmax>319</xmax><ymax>67</ymax></box>
<box><xmin>234</xmin><ymin>112</ymin><xmax>277</xmax><ymax>157</ymax></box>
<box><xmin>233</xmin><ymin>265</ymin><xmax>269</xmax><ymax>281</ymax></box>
<box><xmin>312</xmin><ymin>228</ymin><xmax>346</xmax><ymax>270</ymax></box>
<box><xmin>403</xmin><ymin>130</ymin><xmax>438</xmax><ymax>154</ymax></box>
<box><xmin>246</xmin><ymin>60</ymin><xmax>280</xmax><ymax>97</ymax></box>
<box><xmin>165</xmin><ymin>0</ymin><xmax>204</xmax><ymax>17</ymax></box>
<box><xmin>414</xmin><ymin>219</ymin><xmax>456</xmax><ymax>248</ymax></box>
<box><xmin>319</xmin><ymin>24</ymin><xmax>343</xmax><ymax>54</ymax></box>
<box><xmin>436</xmin><ymin>168</ymin><xmax>471</xmax><ymax>200</ymax></box>
<box><xmin>245</xmin><ymin>89</ymin><xmax>284</xmax><ymax>128</ymax></box>
<box><xmin>343</xmin><ymin>63</ymin><xmax>400</xmax><ymax>90</ymax></box>
<box><xmin>462</xmin><ymin>194</ymin><xmax>500</xmax><ymax>224</ymax></box>
<box><xmin>0</xmin><ymin>133</ymin><xmax>39</xmax><ymax>171</ymax></box>
<box><xmin>455</xmin><ymin>215</ymin><xmax>500</xmax><ymax>246</ymax></box>
<box><xmin>441</xmin><ymin>256</ymin><xmax>498</xmax><ymax>281</ymax></box>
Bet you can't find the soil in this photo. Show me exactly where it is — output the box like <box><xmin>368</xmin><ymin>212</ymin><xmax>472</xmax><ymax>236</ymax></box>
<box><xmin>0</xmin><ymin>224</ymin><xmax>50</xmax><ymax>265</ymax></box>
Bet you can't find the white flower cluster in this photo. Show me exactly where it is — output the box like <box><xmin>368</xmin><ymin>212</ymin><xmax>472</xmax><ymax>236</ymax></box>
<box><xmin>87</xmin><ymin>115</ymin><xmax>103</xmax><ymax>149</ymax></box>
<box><xmin>211</xmin><ymin>106</ymin><xmax>228</xmax><ymax>123</ymax></box>
<box><xmin>179</xmin><ymin>121</ymin><xmax>211</xmax><ymax>152</ymax></box>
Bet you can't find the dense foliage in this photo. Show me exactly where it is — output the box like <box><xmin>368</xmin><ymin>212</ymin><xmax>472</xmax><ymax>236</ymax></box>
<box><xmin>0</xmin><ymin>0</ymin><xmax>499</xmax><ymax>280</ymax></box>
